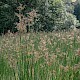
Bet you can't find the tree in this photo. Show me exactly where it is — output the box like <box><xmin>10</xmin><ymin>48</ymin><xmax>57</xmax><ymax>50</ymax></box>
<box><xmin>0</xmin><ymin>0</ymin><xmax>39</xmax><ymax>34</ymax></box>
<box><xmin>73</xmin><ymin>0</ymin><xmax>80</xmax><ymax>28</ymax></box>
<box><xmin>0</xmin><ymin>1</ymin><xmax>19</xmax><ymax>34</ymax></box>
<box><xmin>74</xmin><ymin>2</ymin><xmax>80</xmax><ymax>22</ymax></box>
<box><xmin>0</xmin><ymin>0</ymin><xmax>79</xmax><ymax>34</ymax></box>
<box><xmin>33</xmin><ymin>0</ymin><xmax>68</xmax><ymax>31</ymax></box>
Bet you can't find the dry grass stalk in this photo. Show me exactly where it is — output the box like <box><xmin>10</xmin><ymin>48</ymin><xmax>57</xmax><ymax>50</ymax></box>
<box><xmin>15</xmin><ymin>3</ymin><xmax>37</xmax><ymax>33</ymax></box>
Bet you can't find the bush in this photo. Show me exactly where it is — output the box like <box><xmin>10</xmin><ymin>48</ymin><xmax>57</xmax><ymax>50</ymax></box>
<box><xmin>64</xmin><ymin>12</ymin><xmax>80</xmax><ymax>29</ymax></box>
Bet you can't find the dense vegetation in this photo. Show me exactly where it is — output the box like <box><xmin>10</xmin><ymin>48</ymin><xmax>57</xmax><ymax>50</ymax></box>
<box><xmin>0</xmin><ymin>30</ymin><xmax>80</xmax><ymax>80</ymax></box>
<box><xmin>0</xmin><ymin>0</ymin><xmax>80</xmax><ymax>80</ymax></box>
<box><xmin>0</xmin><ymin>0</ymin><xmax>80</xmax><ymax>34</ymax></box>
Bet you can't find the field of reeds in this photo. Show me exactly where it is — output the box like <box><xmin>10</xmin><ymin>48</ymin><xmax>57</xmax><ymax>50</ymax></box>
<box><xmin>0</xmin><ymin>30</ymin><xmax>80</xmax><ymax>80</ymax></box>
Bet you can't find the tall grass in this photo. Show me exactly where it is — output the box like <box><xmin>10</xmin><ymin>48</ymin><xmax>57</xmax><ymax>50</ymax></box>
<box><xmin>0</xmin><ymin>31</ymin><xmax>80</xmax><ymax>80</ymax></box>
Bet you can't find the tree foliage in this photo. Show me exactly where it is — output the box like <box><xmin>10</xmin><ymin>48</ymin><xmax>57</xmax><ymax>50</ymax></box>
<box><xmin>0</xmin><ymin>0</ymin><xmax>19</xmax><ymax>34</ymax></box>
<box><xmin>0</xmin><ymin>0</ymin><xmax>80</xmax><ymax>34</ymax></box>
<box><xmin>74</xmin><ymin>1</ymin><xmax>80</xmax><ymax>22</ymax></box>
<box><xmin>33</xmin><ymin>0</ymin><xmax>67</xmax><ymax>31</ymax></box>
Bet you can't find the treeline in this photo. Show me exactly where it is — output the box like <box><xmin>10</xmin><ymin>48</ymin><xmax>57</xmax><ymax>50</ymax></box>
<box><xmin>0</xmin><ymin>0</ymin><xmax>80</xmax><ymax>34</ymax></box>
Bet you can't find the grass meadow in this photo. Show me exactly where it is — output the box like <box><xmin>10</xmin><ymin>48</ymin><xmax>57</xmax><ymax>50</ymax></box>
<box><xmin>0</xmin><ymin>30</ymin><xmax>80</xmax><ymax>80</ymax></box>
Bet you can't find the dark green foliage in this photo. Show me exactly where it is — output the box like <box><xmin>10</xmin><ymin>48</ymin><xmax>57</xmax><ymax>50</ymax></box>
<box><xmin>74</xmin><ymin>1</ymin><xmax>80</xmax><ymax>28</ymax></box>
<box><xmin>0</xmin><ymin>1</ymin><xmax>18</xmax><ymax>34</ymax></box>
<box><xmin>0</xmin><ymin>0</ymin><xmax>39</xmax><ymax>34</ymax></box>
<box><xmin>74</xmin><ymin>3</ymin><xmax>80</xmax><ymax>22</ymax></box>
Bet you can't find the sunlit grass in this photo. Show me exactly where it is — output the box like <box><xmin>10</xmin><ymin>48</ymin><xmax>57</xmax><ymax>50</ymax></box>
<box><xmin>0</xmin><ymin>30</ymin><xmax>80</xmax><ymax>80</ymax></box>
